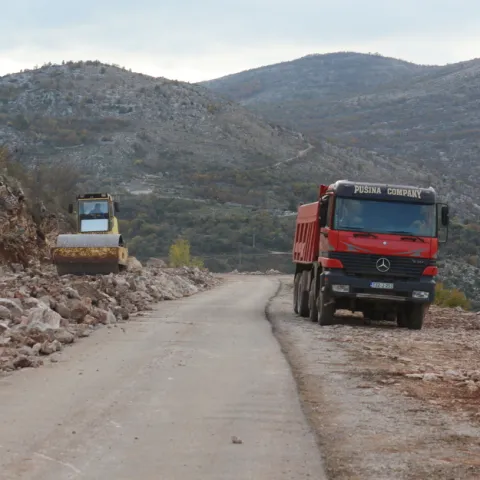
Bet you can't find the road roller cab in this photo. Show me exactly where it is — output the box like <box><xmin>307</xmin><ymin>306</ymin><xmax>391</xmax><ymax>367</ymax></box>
<box><xmin>51</xmin><ymin>193</ymin><xmax>129</xmax><ymax>276</ymax></box>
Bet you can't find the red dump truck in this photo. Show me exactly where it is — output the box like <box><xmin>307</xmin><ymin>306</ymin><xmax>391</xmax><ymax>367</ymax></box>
<box><xmin>292</xmin><ymin>180</ymin><xmax>449</xmax><ymax>330</ymax></box>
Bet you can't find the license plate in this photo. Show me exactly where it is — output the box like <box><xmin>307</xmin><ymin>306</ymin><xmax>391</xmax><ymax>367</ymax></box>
<box><xmin>370</xmin><ymin>282</ymin><xmax>394</xmax><ymax>289</ymax></box>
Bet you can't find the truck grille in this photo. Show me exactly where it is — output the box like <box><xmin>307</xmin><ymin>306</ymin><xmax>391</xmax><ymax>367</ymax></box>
<box><xmin>329</xmin><ymin>252</ymin><xmax>432</xmax><ymax>279</ymax></box>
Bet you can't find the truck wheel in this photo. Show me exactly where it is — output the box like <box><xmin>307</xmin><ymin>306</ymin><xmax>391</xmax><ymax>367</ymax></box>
<box><xmin>298</xmin><ymin>271</ymin><xmax>310</xmax><ymax>318</ymax></box>
<box><xmin>407</xmin><ymin>304</ymin><xmax>425</xmax><ymax>330</ymax></box>
<box><xmin>293</xmin><ymin>273</ymin><xmax>300</xmax><ymax>314</ymax></box>
<box><xmin>308</xmin><ymin>277</ymin><xmax>319</xmax><ymax>322</ymax></box>
<box><xmin>318</xmin><ymin>290</ymin><xmax>335</xmax><ymax>326</ymax></box>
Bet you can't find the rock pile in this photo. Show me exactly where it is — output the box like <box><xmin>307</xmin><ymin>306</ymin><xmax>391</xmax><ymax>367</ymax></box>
<box><xmin>0</xmin><ymin>261</ymin><xmax>219</xmax><ymax>372</ymax></box>
<box><xmin>229</xmin><ymin>269</ymin><xmax>282</xmax><ymax>275</ymax></box>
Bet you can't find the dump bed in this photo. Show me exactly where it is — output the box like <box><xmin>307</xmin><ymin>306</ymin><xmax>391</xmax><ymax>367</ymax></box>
<box><xmin>292</xmin><ymin>201</ymin><xmax>320</xmax><ymax>264</ymax></box>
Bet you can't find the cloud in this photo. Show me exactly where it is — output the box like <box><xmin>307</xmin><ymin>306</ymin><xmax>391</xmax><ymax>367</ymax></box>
<box><xmin>1</xmin><ymin>0</ymin><xmax>479</xmax><ymax>81</ymax></box>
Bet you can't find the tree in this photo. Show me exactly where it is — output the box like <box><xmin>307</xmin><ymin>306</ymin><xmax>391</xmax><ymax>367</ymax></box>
<box><xmin>168</xmin><ymin>237</ymin><xmax>204</xmax><ymax>268</ymax></box>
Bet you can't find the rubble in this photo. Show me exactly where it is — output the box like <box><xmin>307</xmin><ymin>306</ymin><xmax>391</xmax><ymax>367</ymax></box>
<box><xmin>322</xmin><ymin>305</ymin><xmax>480</xmax><ymax>422</ymax></box>
<box><xmin>0</xmin><ymin>261</ymin><xmax>219</xmax><ymax>372</ymax></box>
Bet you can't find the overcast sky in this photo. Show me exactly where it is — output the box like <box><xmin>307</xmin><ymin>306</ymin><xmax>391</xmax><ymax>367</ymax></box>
<box><xmin>0</xmin><ymin>0</ymin><xmax>478</xmax><ymax>82</ymax></box>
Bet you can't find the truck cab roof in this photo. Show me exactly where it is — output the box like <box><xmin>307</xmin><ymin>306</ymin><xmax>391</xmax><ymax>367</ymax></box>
<box><xmin>327</xmin><ymin>180</ymin><xmax>436</xmax><ymax>204</ymax></box>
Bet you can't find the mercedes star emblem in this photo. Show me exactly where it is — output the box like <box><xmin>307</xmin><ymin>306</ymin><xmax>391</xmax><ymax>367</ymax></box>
<box><xmin>376</xmin><ymin>257</ymin><xmax>391</xmax><ymax>272</ymax></box>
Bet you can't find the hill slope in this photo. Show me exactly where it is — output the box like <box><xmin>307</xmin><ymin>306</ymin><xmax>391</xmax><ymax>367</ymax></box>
<box><xmin>0</xmin><ymin>60</ymin><xmax>440</xmax><ymax>205</ymax></box>
<box><xmin>201</xmin><ymin>52</ymin><xmax>432</xmax><ymax>105</ymax></box>
<box><xmin>201</xmin><ymin>52</ymin><xmax>480</xmax><ymax>220</ymax></box>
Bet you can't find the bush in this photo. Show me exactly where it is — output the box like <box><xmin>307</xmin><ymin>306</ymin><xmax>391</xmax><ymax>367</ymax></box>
<box><xmin>434</xmin><ymin>283</ymin><xmax>471</xmax><ymax>310</ymax></box>
<box><xmin>168</xmin><ymin>238</ymin><xmax>204</xmax><ymax>268</ymax></box>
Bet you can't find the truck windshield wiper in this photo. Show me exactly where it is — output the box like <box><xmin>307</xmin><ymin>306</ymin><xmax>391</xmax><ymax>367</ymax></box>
<box><xmin>353</xmin><ymin>232</ymin><xmax>378</xmax><ymax>238</ymax></box>
<box><xmin>390</xmin><ymin>231</ymin><xmax>426</xmax><ymax>243</ymax></box>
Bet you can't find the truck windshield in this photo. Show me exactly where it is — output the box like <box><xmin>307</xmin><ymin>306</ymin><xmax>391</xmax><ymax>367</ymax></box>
<box><xmin>334</xmin><ymin>198</ymin><xmax>436</xmax><ymax>238</ymax></box>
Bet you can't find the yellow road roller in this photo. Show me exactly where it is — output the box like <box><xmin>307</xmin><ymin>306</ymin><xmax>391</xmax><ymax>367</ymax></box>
<box><xmin>51</xmin><ymin>193</ymin><xmax>129</xmax><ymax>275</ymax></box>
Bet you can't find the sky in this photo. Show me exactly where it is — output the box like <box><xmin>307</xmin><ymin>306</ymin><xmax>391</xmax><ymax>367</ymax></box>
<box><xmin>0</xmin><ymin>0</ymin><xmax>479</xmax><ymax>82</ymax></box>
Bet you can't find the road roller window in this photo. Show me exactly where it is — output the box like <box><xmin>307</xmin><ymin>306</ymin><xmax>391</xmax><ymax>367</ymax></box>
<box><xmin>79</xmin><ymin>200</ymin><xmax>109</xmax><ymax>217</ymax></box>
<box><xmin>78</xmin><ymin>200</ymin><xmax>110</xmax><ymax>232</ymax></box>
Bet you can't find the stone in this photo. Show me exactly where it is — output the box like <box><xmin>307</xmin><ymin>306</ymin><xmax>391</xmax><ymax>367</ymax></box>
<box><xmin>23</xmin><ymin>297</ymin><xmax>46</xmax><ymax>309</ymax></box>
<box><xmin>0</xmin><ymin>306</ymin><xmax>12</xmax><ymax>321</ymax></box>
<box><xmin>13</xmin><ymin>355</ymin><xmax>43</xmax><ymax>369</ymax></box>
<box><xmin>55</xmin><ymin>302</ymin><xmax>71</xmax><ymax>319</ymax></box>
<box><xmin>67</xmin><ymin>299</ymin><xmax>90</xmax><ymax>322</ymax></box>
<box><xmin>0</xmin><ymin>298</ymin><xmax>23</xmax><ymax>319</ymax></box>
<box><xmin>83</xmin><ymin>315</ymin><xmax>98</xmax><ymax>326</ymax></box>
<box><xmin>0</xmin><ymin>322</ymin><xmax>10</xmax><ymax>334</ymax></box>
<box><xmin>54</xmin><ymin>329</ymin><xmax>75</xmax><ymax>345</ymax></box>
<box><xmin>127</xmin><ymin>256</ymin><xmax>143</xmax><ymax>273</ymax></box>
<box><xmin>40</xmin><ymin>340</ymin><xmax>62</xmax><ymax>355</ymax></box>
<box><xmin>38</xmin><ymin>295</ymin><xmax>53</xmax><ymax>308</ymax></box>
<box><xmin>63</xmin><ymin>287</ymin><xmax>81</xmax><ymax>300</ymax></box>
<box><xmin>27</xmin><ymin>307</ymin><xmax>61</xmax><ymax>330</ymax></box>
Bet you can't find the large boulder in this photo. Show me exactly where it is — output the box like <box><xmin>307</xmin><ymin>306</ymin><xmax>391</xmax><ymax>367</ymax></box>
<box><xmin>26</xmin><ymin>307</ymin><xmax>62</xmax><ymax>330</ymax></box>
<box><xmin>0</xmin><ymin>299</ymin><xmax>23</xmax><ymax>320</ymax></box>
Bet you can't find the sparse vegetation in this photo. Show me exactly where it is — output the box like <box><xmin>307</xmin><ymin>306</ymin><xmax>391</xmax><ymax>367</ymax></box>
<box><xmin>434</xmin><ymin>283</ymin><xmax>471</xmax><ymax>310</ymax></box>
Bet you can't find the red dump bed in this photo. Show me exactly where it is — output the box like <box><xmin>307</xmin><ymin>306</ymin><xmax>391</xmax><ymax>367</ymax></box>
<box><xmin>292</xmin><ymin>201</ymin><xmax>320</xmax><ymax>263</ymax></box>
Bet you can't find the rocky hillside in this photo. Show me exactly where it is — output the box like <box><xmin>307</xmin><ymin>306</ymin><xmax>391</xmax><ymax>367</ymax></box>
<box><xmin>202</xmin><ymin>52</ymin><xmax>480</xmax><ymax>221</ymax></box>
<box><xmin>0</xmin><ymin>60</ymin><xmax>441</xmax><ymax>204</ymax></box>
<box><xmin>0</xmin><ymin>158</ymin><xmax>57</xmax><ymax>268</ymax></box>
<box><xmin>0</xmin><ymin>60</ymin><xmax>313</xmax><ymax>193</ymax></box>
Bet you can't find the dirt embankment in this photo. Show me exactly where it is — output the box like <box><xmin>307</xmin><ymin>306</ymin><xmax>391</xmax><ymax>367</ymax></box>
<box><xmin>0</xmin><ymin>171</ymin><xmax>59</xmax><ymax>268</ymax></box>
<box><xmin>0</xmin><ymin>262</ymin><xmax>219</xmax><ymax>373</ymax></box>
<box><xmin>267</xmin><ymin>278</ymin><xmax>480</xmax><ymax>480</ymax></box>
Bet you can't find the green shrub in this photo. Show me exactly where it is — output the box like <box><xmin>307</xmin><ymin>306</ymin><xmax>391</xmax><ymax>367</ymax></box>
<box><xmin>434</xmin><ymin>283</ymin><xmax>471</xmax><ymax>309</ymax></box>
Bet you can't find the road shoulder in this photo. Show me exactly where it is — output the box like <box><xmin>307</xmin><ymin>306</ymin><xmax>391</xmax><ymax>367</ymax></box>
<box><xmin>267</xmin><ymin>278</ymin><xmax>480</xmax><ymax>479</ymax></box>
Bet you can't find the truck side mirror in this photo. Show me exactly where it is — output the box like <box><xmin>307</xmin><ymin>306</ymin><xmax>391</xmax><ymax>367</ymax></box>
<box><xmin>441</xmin><ymin>205</ymin><xmax>449</xmax><ymax>226</ymax></box>
<box><xmin>114</xmin><ymin>201</ymin><xmax>120</xmax><ymax>213</ymax></box>
<box><xmin>68</xmin><ymin>203</ymin><xmax>73</xmax><ymax>214</ymax></box>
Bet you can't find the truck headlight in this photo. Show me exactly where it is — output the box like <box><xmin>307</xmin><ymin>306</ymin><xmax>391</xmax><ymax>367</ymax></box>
<box><xmin>412</xmin><ymin>290</ymin><xmax>429</xmax><ymax>299</ymax></box>
<box><xmin>332</xmin><ymin>284</ymin><xmax>350</xmax><ymax>293</ymax></box>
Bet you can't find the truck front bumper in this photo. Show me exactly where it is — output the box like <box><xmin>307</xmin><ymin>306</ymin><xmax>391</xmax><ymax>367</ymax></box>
<box><xmin>322</xmin><ymin>270</ymin><xmax>435</xmax><ymax>304</ymax></box>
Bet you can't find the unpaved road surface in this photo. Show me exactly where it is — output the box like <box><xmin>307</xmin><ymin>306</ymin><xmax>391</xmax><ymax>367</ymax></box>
<box><xmin>268</xmin><ymin>278</ymin><xmax>480</xmax><ymax>479</ymax></box>
<box><xmin>0</xmin><ymin>275</ymin><xmax>326</xmax><ymax>480</ymax></box>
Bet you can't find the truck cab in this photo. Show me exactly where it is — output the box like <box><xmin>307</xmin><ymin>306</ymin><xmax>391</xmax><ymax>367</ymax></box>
<box><xmin>292</xmin><ymin>180</ymin><xmax>449</xmax><ymax>330</ymax></box>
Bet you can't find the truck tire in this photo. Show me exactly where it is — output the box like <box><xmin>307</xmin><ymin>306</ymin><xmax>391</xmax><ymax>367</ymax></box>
<box><xmin>298</xmin><ymin>271</ymin><xmax>310</xmax><ymax>318</ymax></box>
<box><xmin>318</xmin><ymin>290</ymin><xmax>335</xmax><ymax>326</ymax></box>
<box><xmin>308</xmin><ymin>276</ymin><xmax>319</xmax><ymax>322</ymax></box>
<box><xmin>293</xmin><ymin>273</ymin><xmax>300</xmax><ymax>314</ymax></box>
<box><xmin>407</xmin><ymin>304</ymin><xmax>425</xmax><ymax>330</ymax></box>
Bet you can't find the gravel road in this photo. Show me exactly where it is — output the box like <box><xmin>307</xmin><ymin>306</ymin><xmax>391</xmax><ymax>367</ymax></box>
<box><xmin>0</xmin><ymin>275</ymin><xmax>326</xmax><ymax>480</ymax></box>
<box><xmin>3</xmin><ymin>272</ymin><xmax>476</xmax><ymax>480</ymax></box>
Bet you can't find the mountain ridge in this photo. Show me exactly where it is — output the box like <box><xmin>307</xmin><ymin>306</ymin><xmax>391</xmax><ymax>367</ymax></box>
<box><xmin>201</xmin><ymin>51</ymin><xmax>480</xmax><ymax>223</ymax></box>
